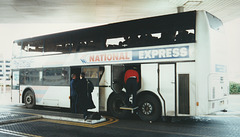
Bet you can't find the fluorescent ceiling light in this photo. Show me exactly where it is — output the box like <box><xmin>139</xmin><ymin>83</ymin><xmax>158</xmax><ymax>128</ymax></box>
<box><xmin>184</xmin><ymin>1</ymin><xmax>203</xmax><ymax>6</ymax></box>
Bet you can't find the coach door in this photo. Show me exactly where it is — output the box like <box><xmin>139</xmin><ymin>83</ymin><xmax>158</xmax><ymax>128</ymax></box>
<box><xmin>159</xmin><ymin>64</ymin><xmax>176</xmax><ymax>116</ymax></box>
<box><xmin>111</xmin><ymin>65</ymin><xmax>125</xmax><ymax>93</ymax></box>
<box><xmin>11</xmin><ymin>70</ymin><xmax>20</xmax><ymax>103</ymax></box>
<box><xmin>71</xmin><ymin>66</ymin><xmax>100</xmax><ymax>112</ymax></box>
<box><xmin>81</xmin><ymin>67</ymin><xmax>100</xmax><ymax>112</ymax></box>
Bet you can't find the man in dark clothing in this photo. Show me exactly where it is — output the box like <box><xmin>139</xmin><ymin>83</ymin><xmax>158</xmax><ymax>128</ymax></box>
<box><xmin>70</xmin><ymin>73</ymin><xmax>78</xmax><ymax>113</ymax></box>
<box><xmin>78</xmin><ymin>72</ymin><xmax>95</xmax><ymax>120</ymax></box>
<box><xmin>124</xmin><ymin>69</ymin><xmax>140</xmax><ymax>108</ymax></box>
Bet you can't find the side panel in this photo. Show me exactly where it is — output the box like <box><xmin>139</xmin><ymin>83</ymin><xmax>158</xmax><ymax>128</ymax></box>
<box><xmin>159</xmin><ymin>64</ymin><xmax>175</xmax><ymax>116</ymax></box>
<box><xmin>20</xmin><ymin>86</ymin><xmax>70</xmax><ymax>108</ymax></box>
<box><xmin>140</xmin><ymin>64</ymin><xmax>158</xmax><ymax>94</ymax></box>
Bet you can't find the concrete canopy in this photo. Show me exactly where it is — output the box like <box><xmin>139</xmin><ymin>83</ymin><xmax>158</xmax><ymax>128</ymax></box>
<box><xmin>0</xmin><ymin>0</ymin><xmax>240</xmax><ymax>24</ymax></box>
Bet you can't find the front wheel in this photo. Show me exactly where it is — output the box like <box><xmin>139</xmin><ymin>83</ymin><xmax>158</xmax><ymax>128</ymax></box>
<box><xmin>24</xmin><ymin>90</ymin><xmax>36</xmax><ymax>108</ymax></box>
<box><xmin>108</xmin><ymin>92</ymin><xmax>130</xmax><ymax>119</ymax></box>
<box><xmin>137</xmin><ymin>94</ymin><xmax>161</xmax><ymax>121</ymax></box>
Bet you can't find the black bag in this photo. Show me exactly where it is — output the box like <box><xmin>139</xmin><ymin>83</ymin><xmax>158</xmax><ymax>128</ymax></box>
<box><xmin>88</xmin><ymin>112</ymin><xmax>101</xmax><ymax>120</ymax></box>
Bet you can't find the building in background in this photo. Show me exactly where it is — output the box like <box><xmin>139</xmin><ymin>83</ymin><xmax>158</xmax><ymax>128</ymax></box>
<box><xmin>0</xmin><ymin>56</ymin><xmax>11</xmax><ymax>92</ymax></box>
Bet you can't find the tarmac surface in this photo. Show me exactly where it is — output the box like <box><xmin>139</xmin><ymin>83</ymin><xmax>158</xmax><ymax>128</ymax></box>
<box><xmin>0</xmin><ymin>90</ymin><xmax>240</xmax><ymax>137</ymax></box>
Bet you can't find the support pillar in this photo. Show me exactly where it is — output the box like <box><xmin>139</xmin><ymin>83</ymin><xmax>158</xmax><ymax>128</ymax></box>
<box><xmin>177</xmin><ymin>6</ymin><xmax>184</xmax><ymax>13</ymax></box>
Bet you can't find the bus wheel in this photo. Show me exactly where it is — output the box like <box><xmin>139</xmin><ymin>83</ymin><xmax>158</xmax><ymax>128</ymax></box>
<box><xmin>137</xmin><ymin>94</ymin><xmax>161</xmax><ymax>121</ymax></box>
<box><xmin>24</xmin><ymin>90</ymin><xmax>36</xmax><ymax>108</ymax></box>
<box><xmin>108</xmin><ymin>92</ymin><xmax>130</xmax><ymax>119</ymax></box>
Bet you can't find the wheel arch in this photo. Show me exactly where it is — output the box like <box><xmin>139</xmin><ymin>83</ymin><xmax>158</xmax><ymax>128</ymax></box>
<box><xmin>22</xmin><ymin>87</ymin><xmax>35</xmax><ymax>103</ymax></box>
<box><xmin>137</xmin><ymin>91</ymin><xmax>162</xmax><ymax>112</ymax></box>
<box><xmin>107</xmin><ymin>92</ymin><xmax>115</xmax><ymax>112</ymax></box>
<box><xmin>107</xmin><ymin>91</ymin><xmax>125</xmax><ymax>112</ymax></box>
<box><xmin>106</xmin><ymin>91</ymin><xmax>130</xmax><ymax>118</ymax></box>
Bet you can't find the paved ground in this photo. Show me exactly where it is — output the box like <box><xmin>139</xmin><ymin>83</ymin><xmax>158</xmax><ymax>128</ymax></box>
<box><xmin>0</xmin><ymin>106</ymin><xmax>240</xmax><ymax>137</ymax></box>
<box><xmin>0</xmin><ymin>91</ymin><xmax>240</xmax><ymax>137</ymax></box>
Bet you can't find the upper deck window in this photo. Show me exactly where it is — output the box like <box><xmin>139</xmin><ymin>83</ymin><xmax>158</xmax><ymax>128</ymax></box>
<box><xmin>105</xmin><ymin>29</ymin><xmax>195</xmax><ymax>49</ymax></box>
<box><xmin>20</xmin><ymin>40</ymin><xmax>44</xmax><ymax>57</ymax></box>
<box><xmin>14</xmin><ymin>11</ymin><xmax>196</xmax><ymax>58</ymax></box>
<box><xmin>44</xmin><ymin>37</ymin><xmax>71</xmax><ymax>55</ymax></box>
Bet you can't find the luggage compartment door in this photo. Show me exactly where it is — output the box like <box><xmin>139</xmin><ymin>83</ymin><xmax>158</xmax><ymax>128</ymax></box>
<box><xmin>159</xmin><ymin>64</ymin><xmax>176</xmax><ymax>116</ymax></box>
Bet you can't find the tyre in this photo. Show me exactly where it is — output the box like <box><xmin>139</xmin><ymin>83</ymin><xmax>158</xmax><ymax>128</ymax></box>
<box><xmin>24</xmin><ymin>90</ymin><xmax>36</xmax><ymax>108</ymax></box>
<box><xmin>108</xmin><ymin>92</ymin><xmax>130</xmax><ymax>119</ymax></box>
<box><xmin>137</xmin><ymin>94</ymin><xmax>161</xmax><ymax>121</ymax></box>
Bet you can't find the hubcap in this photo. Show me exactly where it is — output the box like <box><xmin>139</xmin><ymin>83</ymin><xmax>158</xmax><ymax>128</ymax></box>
<box><xmin>142</xmin><ymin>102</ymin><xmax>153</xmax><ymax>115</ymax></box>
<box><xmin>26</xmin><ymin>95</ymin><xmax>32</xmax><ymax>104</ymax></box>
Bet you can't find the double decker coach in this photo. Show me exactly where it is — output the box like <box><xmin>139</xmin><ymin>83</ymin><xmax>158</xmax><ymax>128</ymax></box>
<box><xmin>11</xmin><ymin>11</ymin><xmax>229</xmax><ymax>121</ymax></box>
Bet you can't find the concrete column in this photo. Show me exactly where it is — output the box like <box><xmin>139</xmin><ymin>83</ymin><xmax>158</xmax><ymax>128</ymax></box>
<box><xmin>3</xmin><ymin>78</ymin><xmax>6</xmax><ymax>93</ymax></box>
<box><xmin>177</xmin><ymin>6</ymin><xmax>184</xmax><ymax>13</ymax></box>
<box><xmin>3</xmin><ymin>58</ymin><xmax>6</xmax><ymax>93</ymax></box>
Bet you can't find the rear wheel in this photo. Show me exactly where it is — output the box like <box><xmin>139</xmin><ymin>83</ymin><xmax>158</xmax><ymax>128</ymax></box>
<box><xmin>24</xmin><ymin>90</ymin><xmax>36</xmax><ymax>108</ymax></box>
<box><xmin>108</xmin><ymin>92</ymin><xmax>130</xmax><ymax>118</ymax></box>
<box><xmin>138</xmin><ymin>94</ymin><xmax>161</xmax><ymax>121</ymax></box>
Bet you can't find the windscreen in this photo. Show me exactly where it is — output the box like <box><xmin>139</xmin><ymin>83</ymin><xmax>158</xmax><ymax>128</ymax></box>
<box><xmin>206</xmin><ymin>12</ymin><xmax>223</xmax><ymax>31</ymax></box>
